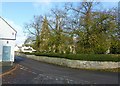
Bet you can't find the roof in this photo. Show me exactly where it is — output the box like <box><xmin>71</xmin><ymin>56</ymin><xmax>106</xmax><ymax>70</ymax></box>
<box><xmin>0</xmin><ymin>16</ymin><xmax>17</xmax><ymax>33</ymax></box>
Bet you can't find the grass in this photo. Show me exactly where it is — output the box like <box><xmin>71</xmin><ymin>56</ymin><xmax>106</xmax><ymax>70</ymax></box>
<box><xmin>23</xmin><ymin>52</ymin><xmax>120</xmax><ymax>62</ymax></box>
<box><xmin>75</xmin><ymin>67</ymin><xmax>120</xmax><ymax>72</ymax></box>
<box><xmin>99</xmin><ymin>68</ymin><xmax>120</xmax><ymax>72</ymax></box>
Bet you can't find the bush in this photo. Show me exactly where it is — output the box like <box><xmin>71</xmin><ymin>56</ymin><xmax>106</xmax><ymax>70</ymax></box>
<box><xmin>94</xmin><ymin>46</ymin><xmax>107</xmax><ymax>54</ymax></box>
<box><xmin>110</xmin><ymin>41</ymin><xmax>120</xmax><ymax>54</ymax></box>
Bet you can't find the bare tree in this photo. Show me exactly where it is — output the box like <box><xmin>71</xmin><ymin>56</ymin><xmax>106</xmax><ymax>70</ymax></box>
<box><xmin>24</xmin><ymin>15</ymin><xmax>43</xmax><ymax>51</ymax></box>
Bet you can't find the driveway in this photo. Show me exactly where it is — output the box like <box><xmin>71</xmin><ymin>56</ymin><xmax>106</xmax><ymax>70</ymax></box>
<box><xmin>2</xmin><ymin>56</ymin><xmax>119</xmax><ymax>84</ymax></box>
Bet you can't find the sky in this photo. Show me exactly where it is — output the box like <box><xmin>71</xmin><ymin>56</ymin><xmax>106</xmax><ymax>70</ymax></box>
<box><xmin>0</xmin><ymin>0</ymin><xmax>119</xmax><ymax>46</ymax></box>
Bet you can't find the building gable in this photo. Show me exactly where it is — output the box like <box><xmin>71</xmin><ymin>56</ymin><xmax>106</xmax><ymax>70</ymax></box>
<box><xmin>0</xmin><ymin>17</ymin><xmax>17</xmax><ymax>40</ymax></box>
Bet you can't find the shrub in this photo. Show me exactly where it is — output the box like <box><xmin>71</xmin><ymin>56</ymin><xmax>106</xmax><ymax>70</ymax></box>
<box><xmin>110</xmin><ymin>41</ymin><xmax>120</xmax><ymax>54</ymax></box>
<box><xmin>94</xmin><ymin>46</ymin><xmax>107</xmax><ymax>54</ymax></box>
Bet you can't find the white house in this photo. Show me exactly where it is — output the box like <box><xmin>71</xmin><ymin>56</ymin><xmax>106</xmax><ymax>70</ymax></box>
<box><xmin>0</xmin><ymin>17</ymin><xmax>17</xmax><ymax>63</ymax></box>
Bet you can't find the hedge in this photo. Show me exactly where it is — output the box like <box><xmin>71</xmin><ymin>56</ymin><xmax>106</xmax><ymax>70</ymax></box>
<box><xmin>23</xmin><ymin>52</ymin><xmax>120</xmax><ymax>62</ymax></box>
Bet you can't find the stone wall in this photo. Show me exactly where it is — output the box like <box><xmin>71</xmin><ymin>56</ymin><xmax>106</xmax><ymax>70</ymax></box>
<box><xmin>17</xmin><ymin>54</ymin><xmax>120</xmax><ymax>69</ymax></box>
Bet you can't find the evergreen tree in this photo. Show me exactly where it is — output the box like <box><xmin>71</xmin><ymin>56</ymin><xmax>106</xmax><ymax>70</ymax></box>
<box><xmin>39</xmin><ymin>16</ymin><xmax>51</xmax><ymax>52</ymax></box>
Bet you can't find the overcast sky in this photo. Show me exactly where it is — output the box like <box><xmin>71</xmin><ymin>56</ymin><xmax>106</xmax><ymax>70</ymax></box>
<box><xmin>0</xmin><ymin>1</ymin><xmax>118</xmax><ymax>46</ymax></box>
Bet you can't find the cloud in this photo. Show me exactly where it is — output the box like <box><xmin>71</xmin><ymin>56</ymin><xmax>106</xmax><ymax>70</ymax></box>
<box><xmin>4</xmin><ymin>18</ymin><xmax>27</xmax><ymax>45</ymax></box>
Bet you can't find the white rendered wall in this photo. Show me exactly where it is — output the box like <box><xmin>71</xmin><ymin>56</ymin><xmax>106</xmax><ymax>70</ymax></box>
<box><xmin>0</xmin><ymin>41</ymin><xmax>2</xmax><ymax>62</ymax></box>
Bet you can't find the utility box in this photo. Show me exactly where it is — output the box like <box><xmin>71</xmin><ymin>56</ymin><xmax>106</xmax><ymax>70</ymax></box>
<box><xmin>0</xmin><ymin>17</ymin><xmax>17</xmax><ymax>64</ymax></box>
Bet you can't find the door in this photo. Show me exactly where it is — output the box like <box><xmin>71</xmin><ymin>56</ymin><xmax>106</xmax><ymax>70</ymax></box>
<box><xmin>2</xmin><ymin>46</ymin><xmax>11</xmax><ymax>61</ymax></box>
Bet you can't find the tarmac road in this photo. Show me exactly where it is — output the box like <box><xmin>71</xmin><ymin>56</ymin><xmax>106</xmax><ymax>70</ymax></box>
<box><xmin>2</xmin><ymin>56</ymin><xmax>119</xmax><ymax>85</ymax></box>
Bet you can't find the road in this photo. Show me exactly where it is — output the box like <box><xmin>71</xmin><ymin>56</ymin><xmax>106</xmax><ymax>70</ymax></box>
<box><xmin>2</xmin><ymin>56</ymin><xmax>119</xmax><ymax>84</ymax></box>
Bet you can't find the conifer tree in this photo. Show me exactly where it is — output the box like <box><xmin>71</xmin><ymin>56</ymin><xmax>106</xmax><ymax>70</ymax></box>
<box><xmin>40</xmin><ymin>16</ymin><xmax>51</xmax><ymax>52</ymax></box>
